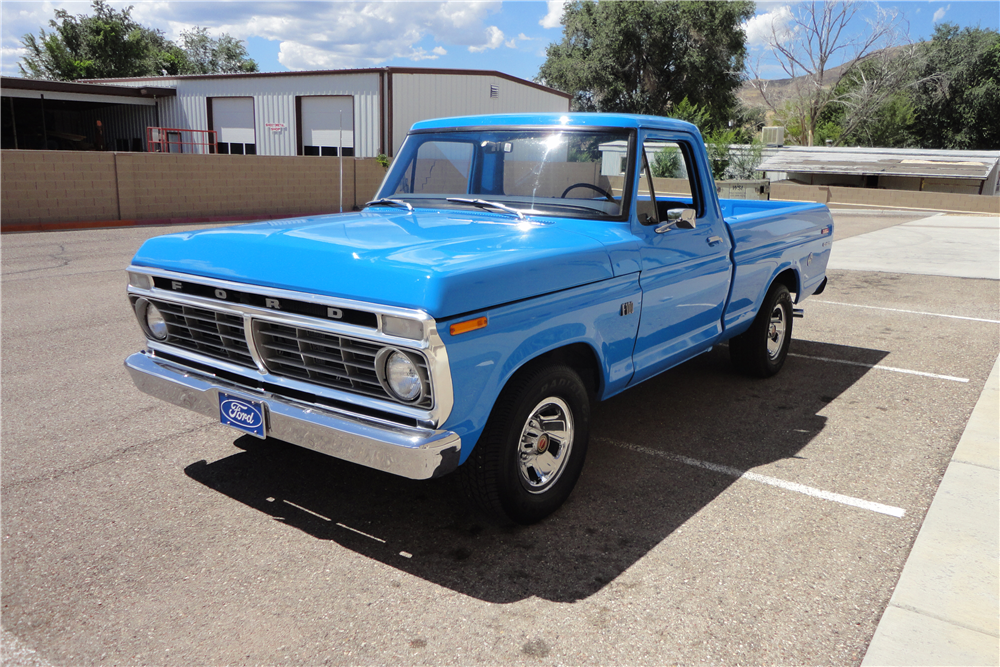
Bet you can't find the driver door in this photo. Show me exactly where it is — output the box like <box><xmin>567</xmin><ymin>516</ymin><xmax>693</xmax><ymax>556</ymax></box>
<box><xmin>629</xmin><ymin>132</ymin><xmax>734</xmax><ymax>385</ymax></box>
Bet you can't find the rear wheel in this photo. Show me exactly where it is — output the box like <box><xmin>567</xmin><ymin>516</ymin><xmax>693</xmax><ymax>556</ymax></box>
<box><xmin>730</xmin><ymin>283</ymin><xmax>793</xmax><ymax>377</ymax></box>
<box><xmin>459</xmin><ymin>365</ymin><xmax>590</xmax><ymax>524</ymax></box>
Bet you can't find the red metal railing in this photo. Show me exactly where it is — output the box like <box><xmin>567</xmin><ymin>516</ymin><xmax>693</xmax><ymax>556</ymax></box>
<box><xmin>146</xmin><ymin>127</ymin><xmax>218</xmax><ymax>154</ymax></box>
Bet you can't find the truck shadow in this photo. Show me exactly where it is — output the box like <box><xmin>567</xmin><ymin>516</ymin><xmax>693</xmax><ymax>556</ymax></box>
<box><xmin>184</xmin><ymin>341</ymin><xmax>887</xmax><ymax>603</ymax></box>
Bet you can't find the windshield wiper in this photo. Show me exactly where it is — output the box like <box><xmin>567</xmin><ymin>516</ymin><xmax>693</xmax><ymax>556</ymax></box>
<box><xmin>365</xmin><ymin>198</ymin><xmax>413</xmax><ymax>212</ymax></box>
<box><xmin>446</xmin><ymin>197</ymin><xmax>526</xmax><ymax>221</ymax></box>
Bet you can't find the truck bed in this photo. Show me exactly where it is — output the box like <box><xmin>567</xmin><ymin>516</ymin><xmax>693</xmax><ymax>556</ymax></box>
<box><xmin>720</xmin><ymin>198</ymin><xmax>833</xmax><ymax>334</ymax></box>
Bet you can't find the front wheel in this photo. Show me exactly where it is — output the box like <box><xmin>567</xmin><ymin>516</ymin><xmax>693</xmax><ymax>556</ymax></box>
<box><xmin>729</xmin><ymin>283</ymin><xmax>793</xmax><ymax>377</ymax></box>
<box><xmin>459</xmin><ymin>365</ymin><xmax>590</xmax><ymax>524</ymax></box>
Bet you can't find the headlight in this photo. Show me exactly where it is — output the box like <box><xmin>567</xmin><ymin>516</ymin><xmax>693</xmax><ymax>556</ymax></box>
<box><xmin>378</xmin><ymin>349</ymin><xmax>424</xmax><ymax>403</ymax></box>
<box><xmin>135</xmin><ymin>298</ymin><xmax>168</xmax><ymax>341</ymax></box>
<box><xmin>145</xmin><ymin>302</ymin><xmax>168</xmax><ymax>340</ymax></box>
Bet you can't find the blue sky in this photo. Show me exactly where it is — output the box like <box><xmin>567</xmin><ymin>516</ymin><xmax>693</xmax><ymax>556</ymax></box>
<box><xmin>2</xmin><ymin>1</ymin><xmax>998</xmax><ymax>82</ymax></box>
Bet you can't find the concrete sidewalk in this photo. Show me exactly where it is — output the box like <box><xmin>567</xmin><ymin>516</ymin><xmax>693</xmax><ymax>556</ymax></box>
<box><xmin>862</xmin><ymin>355</ymin><xmax>999</xmax><ymax>665</ymax></box>
<box><xmin>828</xmin><ymin>213</ymin><xmax>1000</xmax><ymax>280</ymax></box>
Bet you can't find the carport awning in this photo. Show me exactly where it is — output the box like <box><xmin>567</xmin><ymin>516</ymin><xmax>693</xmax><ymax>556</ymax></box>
<box><xmin>1</xmin><ymin>77</ymin><xmax>175</xmax><ymax>106</ymax></box>
<box><xmin>759</xmin><ymin>149</ymin><xmax>999</xmax><ymax>180</ymax></box>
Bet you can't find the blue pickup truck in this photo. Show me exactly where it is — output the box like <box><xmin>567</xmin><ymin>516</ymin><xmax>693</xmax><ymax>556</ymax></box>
<box><xmin>125</xmin><ymin>113</ymin><xmax>833</xmax><ymax>524</ymax></box>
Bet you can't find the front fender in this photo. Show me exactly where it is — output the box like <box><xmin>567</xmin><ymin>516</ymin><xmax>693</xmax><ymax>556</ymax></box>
<box><xmin>439</xmin><ymin>274</ymin><xmax>641</xmax><ymax>464</ymax></box>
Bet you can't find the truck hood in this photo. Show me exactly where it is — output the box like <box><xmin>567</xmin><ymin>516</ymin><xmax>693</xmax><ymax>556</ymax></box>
<box><xmin>131</xmin><ymin>208</ymin><xmax>616</xmax><ymax>319</ymax></box>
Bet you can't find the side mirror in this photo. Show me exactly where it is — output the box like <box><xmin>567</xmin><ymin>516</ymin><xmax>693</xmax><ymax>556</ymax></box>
<box><xmin>655</xmin><ymin>208</ymin><xmax>697</xmax><ymax>233</ymax></box>
<box><xmin>668</xmin><ymin>208</ymin><xmax>697</xmax><ymax>228</ymax></box>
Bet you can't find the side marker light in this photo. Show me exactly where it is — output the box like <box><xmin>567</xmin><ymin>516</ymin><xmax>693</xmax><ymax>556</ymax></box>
<box><xmin>450</xmin><ymin>317</ymin><xmax>488</xmax><ymax>336</ymax></box>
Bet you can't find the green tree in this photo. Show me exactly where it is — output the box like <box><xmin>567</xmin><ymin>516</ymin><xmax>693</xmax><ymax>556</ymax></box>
<box><xmin>910</xmin><ymin>24</ymin><xmax>1000</xmax><ymax>150</ymax></box>
<box><xmin>19</xmin><ymin>1</ymin><xmax>158</xmax><ymax>79</ymax></box>
<box><xmin>816</xmin><ymin>61</ymin><xmax>918</xmax><ymax>148</ymax></box>
<box><xmin>19</xmin><ymin>0</ymin><xmax>257</xmax><ymax>80</ymax></box>
<box><xmin>669</xmin><ymin>97</ymin><xmax>710</xmax><ymax>127</ymax></box>
<box><xmin>704</xmin><ymin>128</ymin><xmax>738</xmax><ymax>180</ymax></box>
<box><xmin>181</xmin><ymin>27</ymin><xmax>259</xmax><ymax>75</ymax></box>
<box><xmin>747</xmin><ymin>0</ymin><xmax>908</xmax><ymax>146</ymax></box>
<box><xmin>651</xmin><ymin>146</ymin><xmax>683</xmax><ymax>178</ymax></box>
<box><xmin>812</xmin><ymin>24</ymin><xmax>1000</xmax><ymax>149</ymax></box>
<box><xmin>537</xmin><ymin>0</ymin><xmax>754</xmax><ymax>129</ymax></box>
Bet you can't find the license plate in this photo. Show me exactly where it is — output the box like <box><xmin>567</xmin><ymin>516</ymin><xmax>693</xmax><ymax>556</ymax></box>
<box><xmin>219</xmin><ymin>392</ymin><xmax>267</xmax><ymax>438</ymax></box>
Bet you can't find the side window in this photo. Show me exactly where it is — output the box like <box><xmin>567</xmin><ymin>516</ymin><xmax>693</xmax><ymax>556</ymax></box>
<box><xmin>642</xmin><ymin>139</ymin><xmax>701</xmax><ymax>222</ymax></box>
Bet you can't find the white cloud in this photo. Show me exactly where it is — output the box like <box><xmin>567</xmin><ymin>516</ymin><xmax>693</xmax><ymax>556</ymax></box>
<box><xmin>742</xmin><ymin>6</ymin><xmax>796</xmax><ymax>47</ymax></box>
<box><xmin>1</xmin><ymin>1</ymin><xmax>509</xmax><ymax>74</ymax></box>
<box><xmin>1</xmin><ymin>2</ymin><xmax>66</xmax><ymax>75</ymax></box>
<box><xmin>1</xmin><ymin>45</ymin><xmax>27</xmax><ymax>76</ymax></box>
<box><xmin>517</xmin><ymin>33</ymin><xmax>533</xmax><ymax>41</ymax></box>
<box><xmin>468</xmin><ymin>25</ymin><xmax>505</xmax><ymax>53</ymax></box>
<box><xmin>933</xmin><ymin>4</ymin><xmax>950</xmax><ymax>22</ymax></box>
<box><xmin>539</xmin><ymin>0</ymin><xmax>563</xmax><ymax>29</ymax></box>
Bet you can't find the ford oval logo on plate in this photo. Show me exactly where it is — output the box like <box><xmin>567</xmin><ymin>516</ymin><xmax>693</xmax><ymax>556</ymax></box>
<box><xmin>219</xmin><ymin>393</ymin><xmax>266</xmax><ymax>438</ymax></box>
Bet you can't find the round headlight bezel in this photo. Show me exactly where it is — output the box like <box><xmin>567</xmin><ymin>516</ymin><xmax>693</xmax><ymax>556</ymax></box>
<box><xmin>135</xmin><ymin>298</ymin><xmax>169</xmax><ymax>341</ymax></box>
<box><xmin>375</xmin><ymin>347</ymin><xmax>427</xmax><ymax>404</ymax></box>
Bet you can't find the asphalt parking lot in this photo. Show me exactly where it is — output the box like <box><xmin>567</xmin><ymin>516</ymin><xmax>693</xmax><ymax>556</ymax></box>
<box><xmin>2</xmin><ymin>210</ymin><xmax>998</xmax><ymax>665</ymax></box>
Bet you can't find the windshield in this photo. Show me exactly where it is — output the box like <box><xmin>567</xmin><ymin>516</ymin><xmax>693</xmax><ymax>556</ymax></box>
<box><xmin>375</xmin><ymin>129</ymin><xmax>634</xmax><ymax>220</ymax></box>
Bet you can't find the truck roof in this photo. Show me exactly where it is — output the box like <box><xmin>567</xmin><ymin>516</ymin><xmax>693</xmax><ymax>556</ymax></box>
<box><xmin>410</xmin><ymin>112</ymin><xmax>700</xmax><ymax>134</ymax></box>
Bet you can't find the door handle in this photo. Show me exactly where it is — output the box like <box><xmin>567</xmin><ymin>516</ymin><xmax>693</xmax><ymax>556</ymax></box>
<box><xmin>707</xmin><ymin>236</ymin><xmax>724</xmax><ymax>246</ymax></box>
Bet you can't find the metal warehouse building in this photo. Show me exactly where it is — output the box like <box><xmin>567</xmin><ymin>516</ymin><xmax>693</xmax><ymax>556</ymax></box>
<box><xmin>1</xmin><ymin>68</ymin><xmax>570</xmax><ymax>159</ymax></box>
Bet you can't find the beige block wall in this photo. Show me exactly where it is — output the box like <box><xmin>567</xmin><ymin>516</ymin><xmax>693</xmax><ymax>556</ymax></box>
<box><xmin>1</xmin><ymin>149</ymin><xmax>392</xmax><ymax>230</ymax></box>
<box><xmin>115</xmin><ymin>153</ymin><xmax>356</xmax><ymax>220</ymax></box>
<box><xmin>772</xmin><ymin>181</ymin><xmax>1000</xmax><ymax>214</ymax></box>
<box><xmin>2</xmin><ymin>150</ymin><xmax>119</xmax><ymax>224</ymax></box>
<box><xmin>356</xmin><ymin>159</ymin><xmax>389</xmax><ymax>203</ymax></box>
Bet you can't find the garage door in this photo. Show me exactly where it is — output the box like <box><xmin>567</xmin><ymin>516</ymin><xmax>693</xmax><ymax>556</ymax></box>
<box><xmin>300</xmin><ymin>96</ymin><xmax>354</xmax><ymax>157</ymax></box>
<box><xmin>211</xmin><ymin>97</ymin><xmax>256</xmax><ymax>155</ymax></box>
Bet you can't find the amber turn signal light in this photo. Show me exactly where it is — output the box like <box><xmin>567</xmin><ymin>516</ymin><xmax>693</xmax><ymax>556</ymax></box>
<box><xmin>449</xmin><ymin>317</ymin><xmax>488</xmax><ymax>336</ymax></box>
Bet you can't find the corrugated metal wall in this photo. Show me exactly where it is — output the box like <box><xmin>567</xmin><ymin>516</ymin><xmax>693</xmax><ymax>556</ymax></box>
<box><xmin>106</xmin><ymin>71</ymin><xmax>569</xmax><ymax>157</ymax></box>
<box><xmin>390</xmin><ymin>73</ymin><xmax>570</xmax><ymax>154</ymax></box>
<box><xmin>78</xmin><ymin>104</ymin><xmax>157</xmax><ymax>151</ymax></box>
<box><xmin>126</xmin><ymin>73</ymin><xmax>382</xmax><ymax>156</ymax></box>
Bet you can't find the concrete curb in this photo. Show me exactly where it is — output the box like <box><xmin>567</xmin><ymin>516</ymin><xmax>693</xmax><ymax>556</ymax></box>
<box><xmin>862</xmin><ymin>355</ymin><xmax>1000</xmax><ymax>666</ymax></box>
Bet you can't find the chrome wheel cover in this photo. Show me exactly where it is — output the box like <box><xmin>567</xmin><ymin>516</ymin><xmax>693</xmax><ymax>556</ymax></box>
<box><xmin>766</xmin><ymin>302</ymin><xmax>787</xmax><ymax>361</ymax></box>
<box><xmin>517</xmin><ymin>396</ymin><xmax>574</xmax><ymax>494</ymax></box>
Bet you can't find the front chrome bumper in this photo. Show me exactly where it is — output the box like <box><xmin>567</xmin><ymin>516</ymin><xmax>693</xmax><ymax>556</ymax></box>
<box><xmin>125</xmin><ymin>351</ymin><xmax>462</xmax><ymax>479</ymax></box>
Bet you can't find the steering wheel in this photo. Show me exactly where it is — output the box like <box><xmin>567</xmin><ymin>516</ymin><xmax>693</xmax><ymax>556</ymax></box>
<box><xmin>561</xmin><ymin>183</ymin><xmax>616</xmax><ymax>202</ymax></box>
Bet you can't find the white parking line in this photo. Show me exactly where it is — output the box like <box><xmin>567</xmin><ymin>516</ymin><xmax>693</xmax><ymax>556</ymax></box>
<box><xmin>788</xmin><ymin>353</ymin><xmax>970</xmax><ymax>383</ymax></box>
<box><xmin>601</xmin><ymin>438</ymin><xmax>906</xmax><ymax>518</ymax></box>
<box><xmin>282</xmin><ymin>499</ymin><xmax>331</xmax><ymax>521</ymax></box>
<box><xmin>336</xmin><ymin>522</ymin><xmax>387</xmax><ymax>543</ymax></box>
<box><xmin>812</xmin><ymin>300</ymin><xmax>1000</xmax><ymax>324</ymax></box>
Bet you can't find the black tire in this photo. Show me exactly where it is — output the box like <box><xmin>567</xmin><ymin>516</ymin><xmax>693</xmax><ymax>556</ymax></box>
<box><xmin>459</xmin><ymin>365</ymin><xmax>590</xmax><ymax>524</ymax></box>
<box><xmin>730</xmin><ymin>282</ymin><xmax>793</xmax><ymax>378</ymax></box>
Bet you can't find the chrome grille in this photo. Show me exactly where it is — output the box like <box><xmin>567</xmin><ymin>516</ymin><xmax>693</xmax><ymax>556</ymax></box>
<box><xmin>152</xmin><ymin>299</ymin><xmax>255</xmax><ymax>368</ymax></box>
<box><xmin>254</xmin><ymin>321</ymin><xmax>433</xmax><ymax>408</ymax></box>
